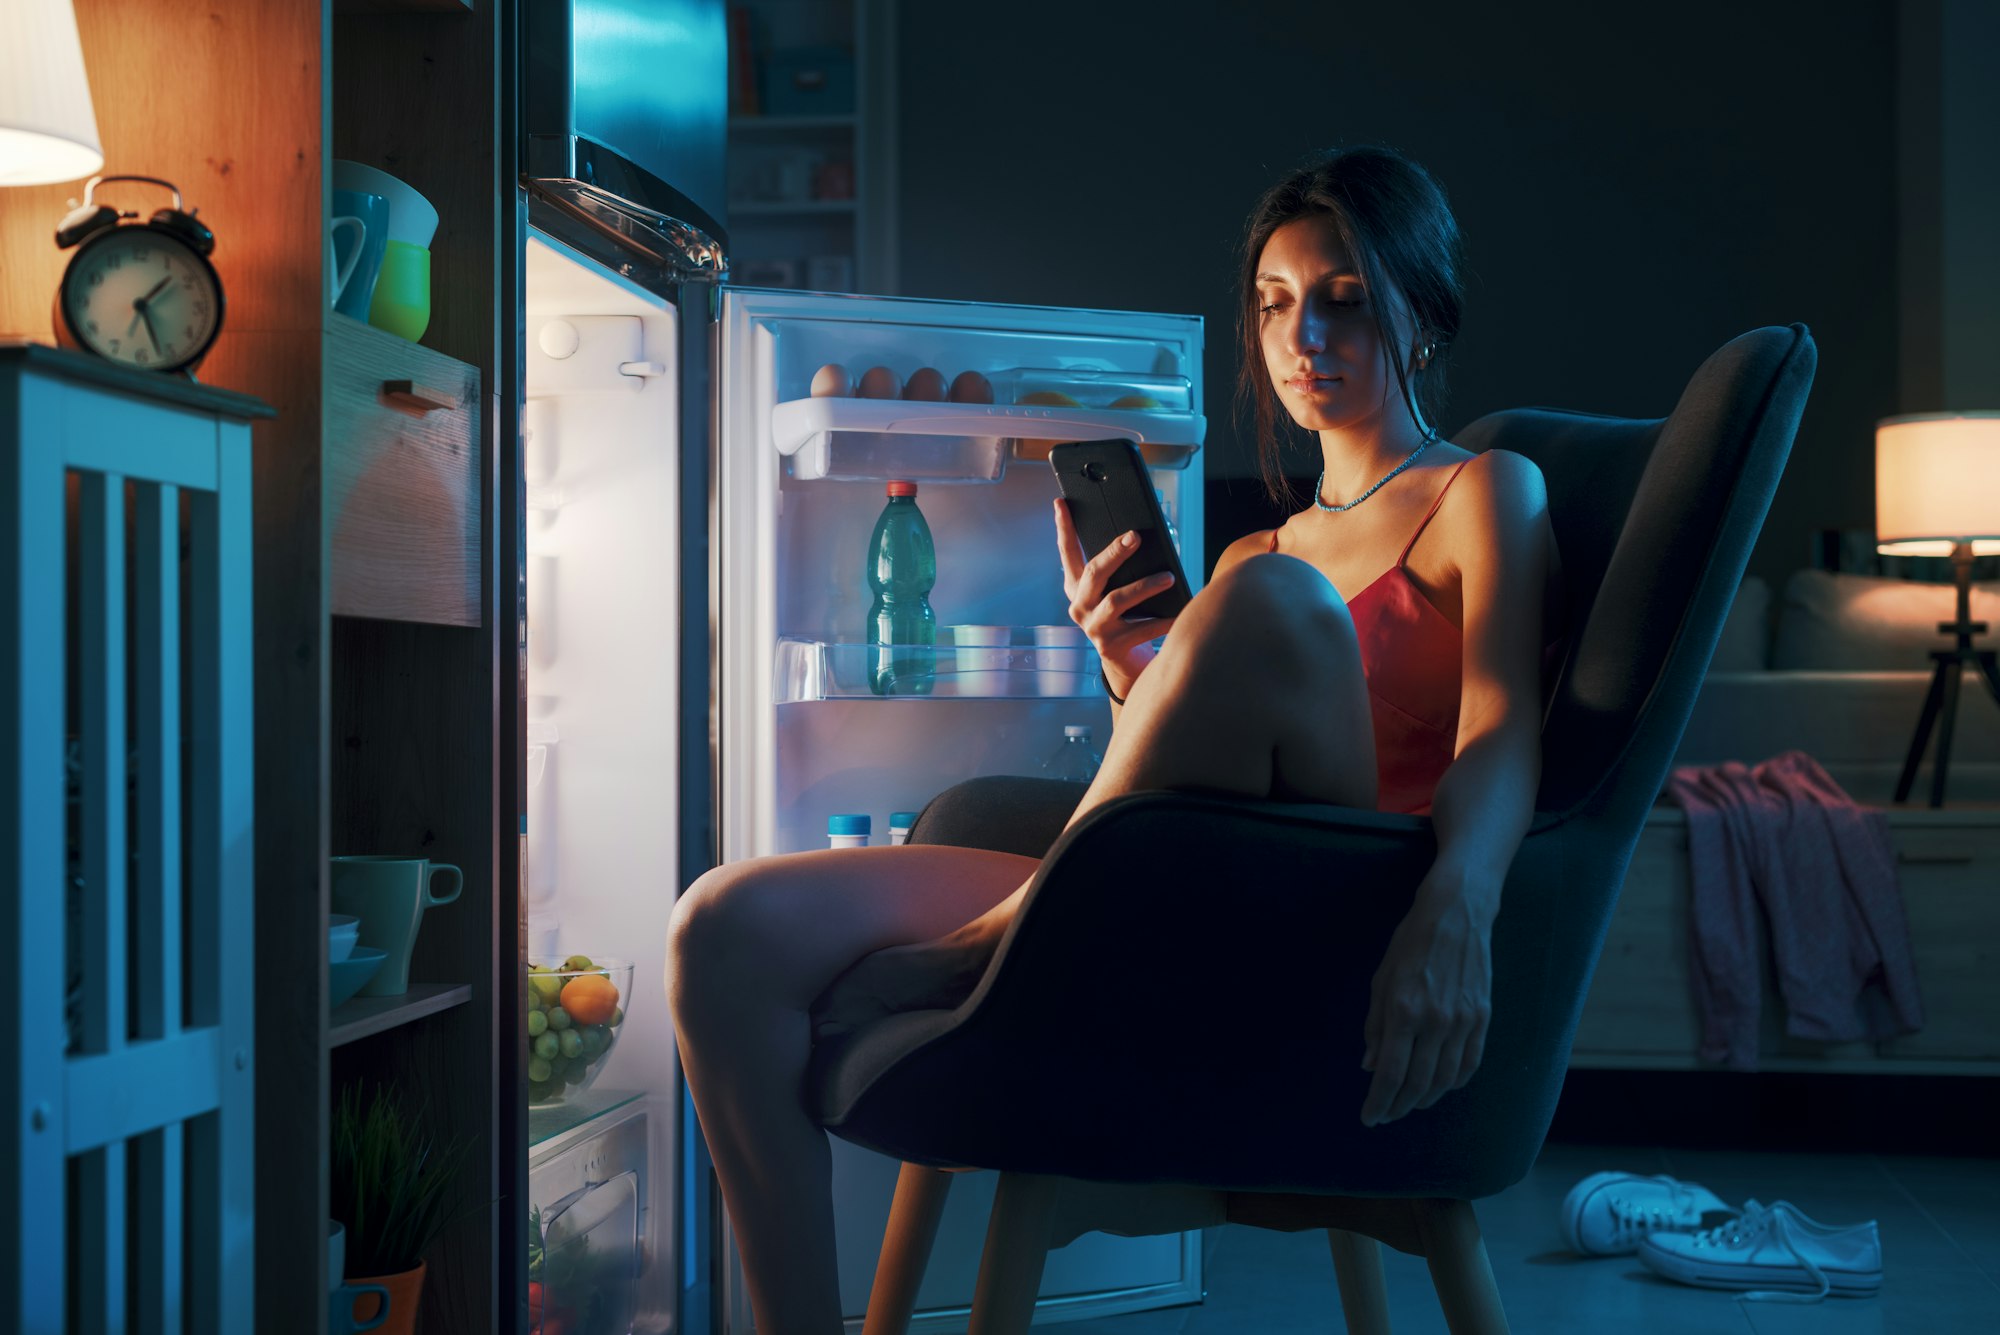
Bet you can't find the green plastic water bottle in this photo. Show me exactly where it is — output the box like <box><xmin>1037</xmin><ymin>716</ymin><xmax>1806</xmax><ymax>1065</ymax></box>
<box><xmin>867</xmin><ymin>479</ymin><xmax>936</xmax><ymax>695</ymax></box>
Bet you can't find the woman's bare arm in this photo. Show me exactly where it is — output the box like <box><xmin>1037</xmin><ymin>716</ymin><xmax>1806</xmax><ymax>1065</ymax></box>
<box><xmin>1360</xmin><ymin>449</ymin><xmax>1554</xmax><ymax>1125</ymax></box>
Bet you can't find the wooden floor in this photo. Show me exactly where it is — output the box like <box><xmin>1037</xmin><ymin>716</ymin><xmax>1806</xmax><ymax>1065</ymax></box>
<box><xmin>1053</xmin><ymin>1142</ymin><xmax>2000</xmax><ymax>1334</ymax></box>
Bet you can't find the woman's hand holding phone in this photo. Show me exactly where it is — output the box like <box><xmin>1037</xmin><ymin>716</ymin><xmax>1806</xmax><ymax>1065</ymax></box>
<box><xmin>1054</xmin><ymin>498</ymin><xmax>1180</xmax><ymax>698</ymax></box>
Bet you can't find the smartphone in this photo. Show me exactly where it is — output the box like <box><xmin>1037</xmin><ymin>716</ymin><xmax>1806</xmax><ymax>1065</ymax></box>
<box><xmin>1049</xmin><ymin>438</ymin><xmax>1192</xmax><ymax>621</ymax></box>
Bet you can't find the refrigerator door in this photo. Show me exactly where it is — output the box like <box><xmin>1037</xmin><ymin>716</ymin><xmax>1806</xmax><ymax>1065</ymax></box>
<box><xmin>713</xmin><ymin>286</ymin><xmax>1207</xmax><ymax>1330</ymax></box>
<box><xmin>524</xmin><ymin>230</ymin><xmax>694</xmax><ymax>1334</ymax></box>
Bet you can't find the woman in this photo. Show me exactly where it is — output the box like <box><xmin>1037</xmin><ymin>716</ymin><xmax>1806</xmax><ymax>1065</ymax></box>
<box><xmin>667</xmin><ymin>144</ymin><xmax>1563</xmax><ymax>1333</ymax></box>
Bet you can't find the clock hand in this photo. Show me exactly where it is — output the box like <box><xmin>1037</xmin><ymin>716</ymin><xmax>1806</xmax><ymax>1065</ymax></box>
<box><xmin>137</xmin><ymin>276</ymin><xmax>173</xmax><ymax>306</ymax></box>
<box><xmin>140</xmin><ymin>306</ymin><xmax>162</xmax><ymax>352</ymax></box>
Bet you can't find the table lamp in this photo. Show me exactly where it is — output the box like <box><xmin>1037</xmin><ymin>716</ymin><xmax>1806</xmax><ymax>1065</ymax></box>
<box><xmin>1876</xmin><ymin>412</ymin><xmax>2000</xmax><ymax>806</ymax></box>
<box><xmin>0</xmin><ymin>0</ymin><xmax>103</xmax><ymax>186</ymax></box>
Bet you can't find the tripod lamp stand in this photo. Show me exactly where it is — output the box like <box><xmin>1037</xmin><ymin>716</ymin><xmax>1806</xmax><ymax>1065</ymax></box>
<box><xmin>1877</xmin><ymin>413</ymin><xmax>2000</xmax><ymax>807</ymax></box>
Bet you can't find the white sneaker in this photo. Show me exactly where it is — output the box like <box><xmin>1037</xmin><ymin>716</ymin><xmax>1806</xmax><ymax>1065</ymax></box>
<box><xmin>1559</xmin><ymin>1171</ymin><xmax>1733</xmax><ymax>1256</ymax></box>
<box><xmin>1637</xmin><ymin>1199</ymin><xmax>1883</xmax><ymax>1301</ymax></box>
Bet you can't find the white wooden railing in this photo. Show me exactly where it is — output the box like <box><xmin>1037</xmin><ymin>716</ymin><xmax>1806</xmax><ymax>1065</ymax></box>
<box><xmin>3</xmin><ymin>346</ymin><xmax>262</xmax><ymax>1335</ymax></box>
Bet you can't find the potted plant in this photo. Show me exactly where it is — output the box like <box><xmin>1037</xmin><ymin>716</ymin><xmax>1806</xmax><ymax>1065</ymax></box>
<box><xmin>331</xmin><ymin>1083</ymin><xmax>471</xmax><ymax>1335</ymax></box>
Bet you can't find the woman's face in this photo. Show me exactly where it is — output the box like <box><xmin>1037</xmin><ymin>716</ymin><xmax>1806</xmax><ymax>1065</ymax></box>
<box><xmin>1255</xmin><ymin>217</ymin><xmax>1418</xmax><ymax>437</ymax></box>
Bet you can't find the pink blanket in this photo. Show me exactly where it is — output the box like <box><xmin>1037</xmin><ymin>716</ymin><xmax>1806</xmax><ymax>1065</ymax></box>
<box><xmin>1662</xmin><ymin>751</ymin><xmax>1925</xmax><ymax>1070</ymax></box>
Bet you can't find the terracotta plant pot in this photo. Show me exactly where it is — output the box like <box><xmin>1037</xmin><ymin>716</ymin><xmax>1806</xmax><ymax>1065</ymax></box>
<box><xmin>344</xmin><ymin>1260</ymin><xmax>425</xmax><ymax>1335</ymax></box>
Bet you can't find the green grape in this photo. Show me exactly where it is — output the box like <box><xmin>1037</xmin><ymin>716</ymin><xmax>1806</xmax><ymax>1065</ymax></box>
<box><xmin>547</xmin><ymin>1006</ymin><xmax>572</xmax><ymax>1030</ymax></box>
<box><xmin>563</xmin><ymin>1060</ymin><xmax>589</xmax><ymax>1084</ymax></box>
<box><xmin>528</xmin><ymin>989</ymin><xmax>545</xmax><ymax>1013</ymax></box>
<box><xmin>562</xmin><ymin>954</ymin><xmax>596</xmax><ymax>971</ymax></box>
<box><xmin>609</xmin><ymin>1006</ymin><xmax>625</xmax><ymax>1028</ymax></box>
<box><xmin>527</xmin><ymin>1057</ymin><xmax>552</xmax><ymax>1083</ymax></box>
<box><xmin>580</xmin><ymin>1026</ymin><xmax>607</xmax><ymax>1055</ymax></box>
<box><xmin>533</xmin><ymin>1031</ymin><xmax>560</xmax><ymax>1061</ymax></box>
<box><xmin>529</xmin><ymin>973</ymin><xmax>563</xmax><ymax>1005</ymax></box>
<box><xmin>527</xmin><ymin>1010</ymin><xmax>548</xmax><ymax>1037</ymax></box>
<box><xmin>526</xmin><ymin>1080</ymin><xmax>551</xmax><ymax>1102</ymax></box>
<box><xmin>559</xmin><ymin>1029</ymin><xmax>584</xmax><ymax>1059</ymax></box>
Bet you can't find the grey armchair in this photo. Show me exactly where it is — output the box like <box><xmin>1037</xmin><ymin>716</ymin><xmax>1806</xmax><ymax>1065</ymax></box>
<box><xmin>808</xmin><ymin>324</ymin><xmax>1817</xmax><ymax>1333</ymax></box>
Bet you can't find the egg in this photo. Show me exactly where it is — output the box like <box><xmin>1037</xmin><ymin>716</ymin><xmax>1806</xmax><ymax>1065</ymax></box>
<box><xmin>857</xmin><ymin>366</ymin><xmax>902</xmax><ymax>399</ymax></box>
<box><xmin>903</xmin><ymin>367</ymin><xmax>948</xmax><ymax>401</ymax></box>
<box><xmin>947</xmin><ymin>370</ymin><xmax>994</xmax><ymax>404</ymax></box>
<box><xmin>809</xmin><ymin>363</ymin><xmax>851</xmax><ymax>397</ymax></box>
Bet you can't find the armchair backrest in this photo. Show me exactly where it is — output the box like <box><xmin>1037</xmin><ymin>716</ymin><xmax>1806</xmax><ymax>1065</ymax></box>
<box><xmin>1457</xmin><ymin>325</ymin><xmax>1817</xmax><ymax>819</ymax></box>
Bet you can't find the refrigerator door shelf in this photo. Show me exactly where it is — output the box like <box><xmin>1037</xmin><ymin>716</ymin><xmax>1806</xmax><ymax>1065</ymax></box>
<box><xmin>771</xmin><ymin>396</ymin><xmax>1204</xmax><ymax>482</ymax></box>
<box><xmin>775</xmin><ymin>635</ymin><xmax>1102</xmax><ymax>703</ymax></box>
<box><xmin>986</xmin><ymin>367</ymin><xmax>1192</xmax><ymax>413</ymax></box>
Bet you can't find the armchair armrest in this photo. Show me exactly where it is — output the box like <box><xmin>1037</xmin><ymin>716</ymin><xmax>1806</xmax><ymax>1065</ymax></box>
<box><xmin>815</xmin><ymin>787</ymin><xmax>1609</xmax><ymax>1201</ymax></box>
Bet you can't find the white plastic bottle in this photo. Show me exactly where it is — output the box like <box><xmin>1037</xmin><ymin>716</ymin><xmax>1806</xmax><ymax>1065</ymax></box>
<box><xmin>827</xmin><ymin>814</ymin><xmax>871</xmax><ymax>848</ymax></box>
<box><xmin>1040</xmin><ymin>724</ymin><xmax>1102</xmax><ymax>784</ymax></box>
<box><xmin>888</xmin><ymin>811</ymin><xmax>920</xmax><ymax>846</ymax></box>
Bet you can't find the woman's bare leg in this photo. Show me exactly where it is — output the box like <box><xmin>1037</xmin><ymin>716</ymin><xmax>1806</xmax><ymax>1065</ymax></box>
<box><xmin>667</xmin><ymin>844</ymin><xmax>1037</xmax><ymax>1335</ymax></box>
<box><xmin>672</xmin><ymin>555</ymin><xmax>1372</xmax><ymax>1330</ymax></box>
<box><xmin>1074</xmin><ymin>552</ymin><xmax>1377</xmax><ymax>819</ymax></box>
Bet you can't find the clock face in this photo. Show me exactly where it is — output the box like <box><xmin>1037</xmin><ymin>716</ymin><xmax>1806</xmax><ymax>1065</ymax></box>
<box><xmin>61</xmin><ymin>227</ymin><xmax>222</xmax><ymax>372</ymax></box>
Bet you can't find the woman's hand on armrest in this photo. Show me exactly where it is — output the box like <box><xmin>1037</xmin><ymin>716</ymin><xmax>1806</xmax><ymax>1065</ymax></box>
<box><xmin>1357</xmin><ymin>863</ymin><xmax>1497</xmax><ymax>1126</ymax></box>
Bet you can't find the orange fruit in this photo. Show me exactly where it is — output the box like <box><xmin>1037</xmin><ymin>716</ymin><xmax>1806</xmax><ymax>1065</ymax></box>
<box><xmin>559</xmin><ymin>973</ymin><xmax>619</xmax><ymax>1026</ymax></box>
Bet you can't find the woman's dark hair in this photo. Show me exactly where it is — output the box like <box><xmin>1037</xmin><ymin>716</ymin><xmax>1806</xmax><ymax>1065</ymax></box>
<box><xmin>1234</xmin><ymin>145</ymin><xmax>1466</xmax><ymax>505</ymax></box>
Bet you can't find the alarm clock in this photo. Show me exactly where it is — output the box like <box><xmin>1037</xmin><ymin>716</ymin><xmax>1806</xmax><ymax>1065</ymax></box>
<box><xmin>53</xmin><ymin>174</ymin><xmax>225</xmax><ymax>378</ymax></box>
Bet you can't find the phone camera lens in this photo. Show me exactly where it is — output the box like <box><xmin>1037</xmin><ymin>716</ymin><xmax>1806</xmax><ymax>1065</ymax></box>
<box><xmin>1083</xmin><ymin>462</ymin><xmax>1106</xmax><ymax>482</ymax></box>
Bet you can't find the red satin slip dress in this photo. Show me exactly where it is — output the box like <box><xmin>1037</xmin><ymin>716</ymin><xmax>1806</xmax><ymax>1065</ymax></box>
<box><xmin>1269</xmin><ymin>457</ymin><xmax>1473</xmax><ymax>815</ymax></box>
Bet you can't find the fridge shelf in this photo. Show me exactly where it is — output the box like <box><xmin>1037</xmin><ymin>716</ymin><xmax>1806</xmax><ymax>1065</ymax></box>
<box><xmin>774</xmin><ymin>633</ymin><xmax>1103</xmax><ymax>702</ymax></box>
<box><xmin>770</xmin><ymin>395</ymin><xmax>1204</xmax><ymax>482</ymax></box>
<box><xmin>528</xmin><ymin>1087</ymin><xmax>646</xmax><ymax>1151</ymax></box>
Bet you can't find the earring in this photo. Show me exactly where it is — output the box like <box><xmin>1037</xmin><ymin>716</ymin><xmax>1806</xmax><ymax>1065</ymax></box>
<box><xmin>1414</xmin><ymin>342</ymin><xmax>1435</xmax><ymax>369</ymax></box>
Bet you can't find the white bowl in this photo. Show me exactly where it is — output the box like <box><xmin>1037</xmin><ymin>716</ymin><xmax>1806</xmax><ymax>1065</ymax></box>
<box><xmin>329</xmin><ymin>913</ymin><xmax>361</xmax><ymax>964</ymax></box>
<box><xmin>331</xmin><ymin>160</ymin><xmax>438</xmax><ymax>248</ymax></box>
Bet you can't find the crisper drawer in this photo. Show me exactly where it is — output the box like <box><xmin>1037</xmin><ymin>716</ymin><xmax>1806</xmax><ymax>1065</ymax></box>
<box><xmin>325</xmin><ymin>312</ymin><xmax>482</xmax><ymax>625</ymax></box>
<box><xmin>529</xmin><ymin>1104</ymin><xmax>650</xmax><ymax>1335</ymax></box>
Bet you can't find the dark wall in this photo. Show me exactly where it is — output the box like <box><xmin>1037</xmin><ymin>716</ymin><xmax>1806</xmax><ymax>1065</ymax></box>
<box><xmin>895</xmin><ymin>0</ymin><xmax>1897</xmax><ymax>583</ymax></box>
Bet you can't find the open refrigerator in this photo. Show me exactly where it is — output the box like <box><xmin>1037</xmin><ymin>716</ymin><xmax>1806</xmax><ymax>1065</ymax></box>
<box><xmin>522</xmin><ymin>227</ymin><xmax>1209</xmax><ymax>1332</ymax></box>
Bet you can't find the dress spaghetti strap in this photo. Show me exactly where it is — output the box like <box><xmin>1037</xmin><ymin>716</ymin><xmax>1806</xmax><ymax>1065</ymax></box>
<box><xmin>1398</xmin><ymin>458</ymin><xmax>1474</xmax><ymax>566</ymax></box>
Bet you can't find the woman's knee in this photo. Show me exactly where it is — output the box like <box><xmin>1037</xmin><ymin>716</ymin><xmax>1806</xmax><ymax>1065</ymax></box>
<box><xmin>667</xmin><ymin>862</ymin><xmax>775</xmax><ymax>1006</ymax></box>
<box><xmin>1189</xmin><ymin>554</ymin><xmax>1356</xmax><ymax>661</ymax></box>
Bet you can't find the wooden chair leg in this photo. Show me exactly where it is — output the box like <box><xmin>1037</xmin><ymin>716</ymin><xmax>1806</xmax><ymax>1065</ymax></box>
<box><xmin>1413</xmin><ymin>1200</ymin><xmax>1508</xmax><ymax>1335</ymax></box>
<box><xmin>967</xmin><ymin>1173</ymin><xmax>1061</xmax><ymax>1335</ymax></box>
<box><xmin>863</xmin><ymin>1163</ymin><xmax>956</xmax><ymax>1335</ymax></box>
<box><xmin>1326</xmin><ymin>1228</ymin><xmax>1392</xmax><ymax>1335</ymax></box>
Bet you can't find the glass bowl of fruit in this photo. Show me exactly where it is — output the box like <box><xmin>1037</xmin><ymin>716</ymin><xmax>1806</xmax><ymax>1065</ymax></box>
<box><xmin>525</xmin><ymin>955</ymin><xmax>633</xmax><ymax>1107</ymax></box>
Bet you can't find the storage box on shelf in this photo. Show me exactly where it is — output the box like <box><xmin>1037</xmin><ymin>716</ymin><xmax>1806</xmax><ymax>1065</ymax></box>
<box><xmin>325</xmin><ymin>313</ymin><xmax>482</xmax><ymax>625</ymax></box>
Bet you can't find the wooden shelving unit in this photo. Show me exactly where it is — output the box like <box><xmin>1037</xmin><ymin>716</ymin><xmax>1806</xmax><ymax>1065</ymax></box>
<box><xmin>725</xmin><ymin>0</ymin><xmax>897</xmax><ymax>292</ymax></box>
<box><xmin>0</xmin><ymin>4</ymin><xmax>522</xmax><ymax>1332</ymax></box>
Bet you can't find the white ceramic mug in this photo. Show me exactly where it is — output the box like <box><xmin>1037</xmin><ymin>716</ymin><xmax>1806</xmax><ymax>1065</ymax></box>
<box><xmin>331</xmin><ymin>159</ymin><xmax>438</xmax><ymax>248</ymax></box>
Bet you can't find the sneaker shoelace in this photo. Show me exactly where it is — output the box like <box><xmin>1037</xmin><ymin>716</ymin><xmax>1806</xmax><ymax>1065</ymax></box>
<box><xmin>1604</xmin><ymin>1176</ymin><xmax>1707</xmax><ymax>1248</ymax></box>
<box><xmin>1687</xmin><ymin>1202</ymin><xmax>1831</xmax><ymax>1304</ymax></box>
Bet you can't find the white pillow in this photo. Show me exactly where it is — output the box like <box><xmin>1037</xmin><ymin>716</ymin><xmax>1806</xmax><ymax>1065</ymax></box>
<box><xmin>1771</xmin><ymin>568</ymin><xmax>2000</xmax><ymax>670</ymax></box>
<box><xmin>1710</xmin><ymin>575</ymin><xmax>1771</xmax><ymax>671</ymax></box>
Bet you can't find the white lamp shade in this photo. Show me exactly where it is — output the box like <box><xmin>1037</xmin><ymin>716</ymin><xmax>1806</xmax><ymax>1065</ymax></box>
<box><xmin>1876</xmin><ymin>413</ymin><xmax>2000</xmax><ymax>556</ymax></box>
<box><xmin>0</xmin><ymin>0</ymin><xmax>104</xmax><ymax>187</ymax></box>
